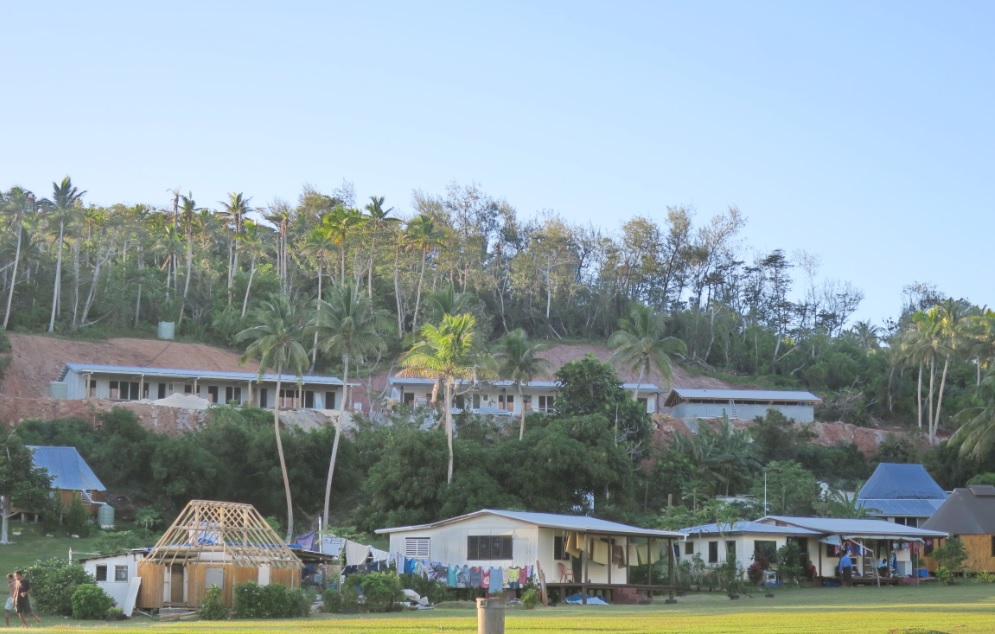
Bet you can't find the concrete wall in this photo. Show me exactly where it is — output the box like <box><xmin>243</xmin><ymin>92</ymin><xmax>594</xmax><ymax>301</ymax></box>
<box><xmin>670</xmin><ymin>403</ymin><xmax>814</xmax><ymax>423</ymax></box>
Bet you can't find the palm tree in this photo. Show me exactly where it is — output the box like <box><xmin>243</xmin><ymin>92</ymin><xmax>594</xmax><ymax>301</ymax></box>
<box><xmin>236</xmin><ymin>294</ymin><xmax>308</xmax><ymax>541</ymax></box>
<box><xmin>405</xmin><ymin>215</ymin><xmax>444</xmax><ymax>332</ymax></box>
<box><xmin>401</xmin><ymin>312</ymin><xmax>483</xmax><ymax>484</ymax></box>
<box><xmin>903</xmin><ymin>302</ymin><xmax>966</xmax><ymax>443</ymax></box>
<box><xmin>493</xmin><ymin>328</ymin><xmax>551</xmax><ymax>440</ymax></box>
<box><xmin>1</xmin><ymin>187</ymin><xmax>34</xmax><ymax>330</ymax></box>
<box><xmin>40</xmin><ymin>177</ymin><xmax>86</xmax><ymax>332</ymax></box>
<box><xmin>319</xmin><ymin>205</ymin><xmax>363</xmax><ymax>285</ymax></box>
<box><xmin>951</xmin><ymin>369</ymin><xmax>995</xmax><ymax>460</ymax></box>
<box><xmin>220</xmin><ymin>192</ymin><xmax>252</xmax><ymax>305</ymax></box>
<box><xmin>609</xmin><ymin>304</ymin><xmax>687</xmax><ymax>401</ymax></box>
<box><xmin>309</xmin><ymin>281</ymin><xmax>389</xmax><ymax>527</ymax></box>
<box><xmin>363</xmin><ymin>196</ymin><xmax>399</xmax><ymax>297</ymax></box>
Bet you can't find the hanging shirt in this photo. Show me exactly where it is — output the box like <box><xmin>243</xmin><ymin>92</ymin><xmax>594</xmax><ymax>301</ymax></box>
<box><xmin>489</xmin><ymin>567</ymin><xmax>503</xmax><ymax>593</ymax></box>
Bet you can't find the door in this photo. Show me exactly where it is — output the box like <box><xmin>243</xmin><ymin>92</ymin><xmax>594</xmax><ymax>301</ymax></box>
<box><xmin>169</xmin><ymin>565</ymin><xmax>184</xmax><ymax>604</ymax></box>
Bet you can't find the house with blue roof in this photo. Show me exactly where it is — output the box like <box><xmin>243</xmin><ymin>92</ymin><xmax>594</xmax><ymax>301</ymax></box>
<box><xmin>55</xmin><ymin>362</ymin><xmax>349</xmax><ymax>411</ymax></box>
<box><xmin>664</xmin><ymin>388</ymin><xmax>821</xmax><ymax>423</ymax></box>
<box><xmin>856</xmin><ymin>463</ymin><xmax>948</xmax><ymax>527</ymax></box>
<box><xmin>27</xmin><ymin>445</ymin><xmax>106</xmax><ymax>516</ymax></box>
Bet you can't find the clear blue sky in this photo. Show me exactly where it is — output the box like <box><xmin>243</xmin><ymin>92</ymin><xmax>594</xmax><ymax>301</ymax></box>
<box><xmin>3</xmin><ymin>1</ymin><xmax>992</xmax><ymax>327</ymax></box>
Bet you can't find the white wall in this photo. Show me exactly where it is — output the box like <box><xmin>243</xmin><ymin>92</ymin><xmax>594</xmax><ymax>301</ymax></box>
<box><xmin>80</xmin><ymin>553</ymin><xmax>143</xmax><ymax>608</ymax></box>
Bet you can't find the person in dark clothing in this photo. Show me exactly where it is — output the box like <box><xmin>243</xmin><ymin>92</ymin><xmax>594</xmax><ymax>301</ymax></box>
<box><xmin>14</xmin><ymin>570</ymin><xmax>41</xmax><ymax>627</ymax></box>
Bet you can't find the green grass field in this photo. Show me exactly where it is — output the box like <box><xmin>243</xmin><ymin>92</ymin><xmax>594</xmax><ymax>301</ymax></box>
<box><xmin>5</xmin><ymin>583</ymin><xmax>994</xmax><ymax>633</ymax></box>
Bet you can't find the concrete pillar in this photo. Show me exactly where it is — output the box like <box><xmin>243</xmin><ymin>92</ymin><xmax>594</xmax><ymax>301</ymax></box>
<box><xmin>476</xmin><ymin>598</ymin><xmax>504</xmax><ymax>634</ymax></box>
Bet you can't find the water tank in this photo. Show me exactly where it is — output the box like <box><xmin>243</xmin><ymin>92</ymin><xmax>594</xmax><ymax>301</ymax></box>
<box><xmin>97</xmin><ymin>504</ymin><xmax>115</xmax><ymax>529</ymax></box>
<box><xmin>49</xmin><ymin>382</ymin><xmax>68</xmax><ymax>399</ymax></box>
<box><xmin>157</xmin><ymin>321</ymin><xmax>176</xmax><ymax>340</ymax></box>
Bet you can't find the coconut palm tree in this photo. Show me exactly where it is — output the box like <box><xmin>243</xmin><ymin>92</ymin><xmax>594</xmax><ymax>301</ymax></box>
<box><xmin>405</xmin><ymin>214</ymin><xmax>444</xmax><ymax>332</ymax></box>
<box><xmin>363</xmin><ymin>195</ymin><xmax>399</xmax><ymax>297</ymax></box>
<box><xmin>237</xmin><ymin>294</ymin><xmax>308</xmax><ymax>541</ymax></box>
<box><xmin>220</xmin><ymin>192</ymin><xmax>252</xmax><ymax>305</ymax></box>
<box><xmin>401</xmin><ymin>312</ymin><xmax>484</xmax><ymax>484</ymax></box>
<box><xmin>40</xmin><ymin>177</ymin><xmax>86</xmax><ymax>332</ymax></box>
<box><xmin>1</xmin><ymin>187</ymin><xmax>34</xmax><ymax>330</ymax></box>
<box><xmin>493</xmin><ymin>328</ymin><xmax>551</xmax><ymax>440</ymax></box>
<box><xmin>309</xmin><ymin>281</ymin><xmax>389</xmax><ymax>527</ymax></box>
<box><xmin>319</xmin><ymin>205</ymin><xmax>363</xmax><ymax>285</ymax></box>
<box><xmin>951</xmin><ymin>369</ymin><xmax>995</xmax><ymax>460</ymax></box>
<box><xmin>609</xmin><ymin>304</ymin><xmax>687</xmax><ymax>401</ymax></box>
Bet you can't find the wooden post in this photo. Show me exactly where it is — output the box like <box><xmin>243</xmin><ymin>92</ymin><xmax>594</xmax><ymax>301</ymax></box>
<box><xmin>581</xmin><ymin>534</ymin><xmax>589</xmax><ymax>605</ymax></box>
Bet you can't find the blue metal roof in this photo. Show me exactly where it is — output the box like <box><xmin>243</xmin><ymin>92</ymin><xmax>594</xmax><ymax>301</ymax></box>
<box><xmin>27</xmin><ymin>446</ymin><xmax>106</xmax><ymax>492</ymax></box>
<box><xmin>62</xmin><ymin>363</ymin><xmax>345</xmax><ymax>385</ymax></box>
<box><xmin>388</xmin><ymin>377</ymin><xmax>661</xmax><ymax>393</ymax></box>
<box><xmin>665</xmin><ymin>388</ymin><xmax>821</xmax><ymax>406</ymax></box>
<box><xmin>761</xmin><ymin>516</ymin><xmax>946</xmax><ymax>538</ymax></box>
<box><xmin>680</xmin><ymin>521</ymin><xmax>820</xmax><ymax>537</ymax></box>
<box><xmin>377</xmin><ymin>509</ymin><xmax>683</xmax><ymax>538</ymax></box>
<box><xmin>857</xmin><ymin>498</ymin><xmax>946</xmax><ymax>518</ymax></box>
<box><xmin>858</xmin><ymin>463</ymin><xmax>947</xmax><ymax>501</ymax></box>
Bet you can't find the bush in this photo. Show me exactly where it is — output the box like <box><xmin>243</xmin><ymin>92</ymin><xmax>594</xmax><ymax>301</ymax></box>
<box><xmin>64</xmin><ymin>495</ymin><xmax>93</xmax><ymax>537</ymax></box>
<box><xmin>936</xmin><ymin>566</ymin><xmax>954</xmax><ymax>585</ymax></box>
<box><xmin>521</xmin><ymin>588</ymin><xmax>539</xmax><ymax>609</ymax></box>
<box><xmin>24</xmin><ymin>558</ymin><xmax>95</xmax><ymax>616</ymax></box>
<box><xmin>71</xmin><ymin>584</ymin><xmax>115</xmax><ymax>620</ymax></box>
<box><xmin>233</xmin><ymin>582</ymin><xmax>309</xmax><ymax>619</ymax></box>
<box><xmin>94</xmin><ymin>530</ymin><xmax>145</xmax><ymax>555</ymax></box>
<box><xmin>199</xmin><ymin>585</ymin><xmax>229</xmax><ymax>621</ymax></box>
<box><xmin>322</xmin><ymin>588</ymin><xmax>343</xmax><ymax>613</ymax></box>
<box><xmin>341</xmin><ymin>574</ymin><xmax>363</xmax><ymax>613</ymax></box>
<box><xmin>933</xmin><ymin>537</ymin><xmax>968</xmax><ymax>575</ymax></box>
<box><xmin>398</xmin><ymin>573</ymin><xmax>450</xmax><ymax>604</ymax></box>
<box><xmin>359</xmin><ymin>573</ymin><xmax>403</xmax><ymax>613</ymax></box>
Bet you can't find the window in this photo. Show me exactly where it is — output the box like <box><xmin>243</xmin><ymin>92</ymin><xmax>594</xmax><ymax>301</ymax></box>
<box><xmin>304</xmin><ymin>390</ymin><xmax>314</xmax><ymax>408</ymax></box>
<box><xmin>404</xmin><ymin>537</ymin><xmax>430</xmax><ymax>560</ymax></box>
<box><xmin>225</xmin><ymin>386</ymin><xmax>242</xmax><ymax>404</ymax></box>
<box><xmin>259</xmin><ymin>388</ymin><xmax>268</xmax><ymax>408</ymax></box>
<box><xmin>754</xmin><ymin>540</ymin><xmax>777</xmax><ymax>562</ymax></box>
<box><xmin>708</xmin><ymin>541</ymin><xmax>719</xmax><ymax>563</ymax></box>
<box><xmin>726</xmin><ymin>540</ymin><xmax>736</xmax><ymax>560</ymax></box>
<box><xmin>157</xmin><ymin>383</ymin><xmax>167</xmax><ymax>399</ymax></box>
<box><xmin>537</xmin><ymin>395</ymin><xmax>555</xmax><ymax>413</ymax></box>
<box><xmin>115</xmin><ymin>565</ymin><xmax>129</xmax><ymax>582</ymax></box>
<box><xmin>468</xmin><ymin>536</ymin><xmax>513</xmax><ymax>560</ymax></box>
<box><xmin>184</xmin><ymin>384</ymin><xmax>194</xmax><ymax>394</ymax></box>
<box><xmin>685</xmin><ymin>542</ymin><xmax>694</xmax><ymax>556</ymax></box>
<box><xmin>554</xmin><ymin>536</ymin><xmax>569</xmax><ymax>561</ymax></box>
<box><xmin>325</xmin><ymin>391</ymin><xmax>337</xmax><ymax>410</ymax></box>
<box><xmin>95</xmin><ymin>565</ymin><xmax>107</xmax><ymax>582</ymax></box>
<box><xmin>109</xmin><ymin>381</ymin><xmax>139</xmax><ymax>400</ymax></box>
<box><xmin>88</xmin><ymin>380</ymin><xmax>97</xmax><ymax>398</ymax></box>
<box><xmin>499</xmin><ymin>393</ymin><xmax>514</xmax><ymax>410</ymax></box>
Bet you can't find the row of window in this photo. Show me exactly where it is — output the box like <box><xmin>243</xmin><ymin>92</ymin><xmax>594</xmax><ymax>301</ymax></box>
<box><xmin>406</xmin><ymin>536</ymin><xmax>517</xmax><ymax>561</ymax></box>
<box><xmin>99</xmin><ymin>381</ymin><xmax>336</xmax><ymax>408</ymax></box>
<box><xmin>685</xmin><ymin>539</ymin><xmax>772</xmax><ymax>564</ymax></box>
<box><xmin>95</xmin><ymin>564</ymin><xmax>129</xmax><ymax>582</ymax></box>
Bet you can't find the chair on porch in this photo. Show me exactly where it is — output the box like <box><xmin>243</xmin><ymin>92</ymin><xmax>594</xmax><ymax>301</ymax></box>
<box><xmin>557</xmin><ymin>562</ymin><xmax>575</xmax><ymax>583</ymax></box>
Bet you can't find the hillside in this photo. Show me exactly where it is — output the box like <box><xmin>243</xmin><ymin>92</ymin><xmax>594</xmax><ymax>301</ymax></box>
<box><xmin>0</xmin><ymin>333</ymin><xmax>895</xmax><ymax>453</ymax></box>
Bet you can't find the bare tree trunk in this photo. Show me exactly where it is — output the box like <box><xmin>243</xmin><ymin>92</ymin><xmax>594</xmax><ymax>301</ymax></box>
<box><xmin>48</xmin><ymin>220</ymin><xmax>65</xmax><ymax>332</ymax></box>
<box><xmin>393</xmin><ymin>243</ymin><xmax>404</xmax><ymax>336</ymax></box>
<box><xmin>412</xmin><ymin>253</ymin><xmax>427</xmax><ymax>331</ymax></box>
<box><xmin>311</xmin><ymin>263</ymin><xmax>322</xmax><ymax>371</ymax></box>
<box><xmin>273</xmin><ymin>373</ymin><xmax>294</xmax><ymax>542</ymax></box>
<box><xmin>323</xmin><ymin>353</ymin><xmax>348</xmax><ymax>527</ymax></box>
<box><xmin>2</xmin><ymin>218</ymin><xmax>22</xmax><ymax>330</ymax></box>
<box><xmin>931</xmin><ymin>358</ymin><xmax>950</xmax><ymax>444</ymax></box>
<box><xmin>445</xmin><ymin>379</ymin><xmax>455</xmax><ymax>485</ymax></box>
<box><xmin>240</xmin><ymin>255</ymin><xmax>257</xmax><ymax>319</ymax></box>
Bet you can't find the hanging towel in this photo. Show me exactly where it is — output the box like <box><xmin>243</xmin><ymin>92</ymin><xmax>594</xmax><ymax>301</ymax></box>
<box><xmin>590</xmin><ymin>540</ymin><xmax>610</xmax><ymax>565</ymax></box>
<box><xmin>565</xmin><ymin>532</ymin><xmax>583</xmax><ymax>558</ymax></box>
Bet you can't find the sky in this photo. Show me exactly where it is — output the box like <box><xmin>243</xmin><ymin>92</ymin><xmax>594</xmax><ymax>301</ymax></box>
<box><xmin>2</xmin><ymin>1</ymin><xmax>993</xmax><ymax>327</ymax></box>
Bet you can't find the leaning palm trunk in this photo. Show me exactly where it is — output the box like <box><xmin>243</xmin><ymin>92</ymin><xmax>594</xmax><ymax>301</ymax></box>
<box><xmin>2</xmin><ymin>219</ymin><xmax>21</xmax><ymax>330</ymax></box>
<box><xmin>273</xmin><ymin>373</ymin><xmax>294</xmax><ymax>541</ymax></box>
<box><xmin>323</xmin><ymin>353</ymin><xmax>348</xmax><ymax>527</ymax></box>
<box><xmin>48</xmin><ymin>219</ymin><xmax>65</xmax><ymax>332</ymax></box>
<box><xmin>445</xmin><ymin>378</ymin><xmax>455</xmax><ymax>484</ymax></box>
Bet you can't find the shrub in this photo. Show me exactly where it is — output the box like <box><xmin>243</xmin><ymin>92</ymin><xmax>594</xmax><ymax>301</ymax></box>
<box><xmin>199</xmin><ymin>585</ymin><xmax>229</xmax><ymax>621</ymax></box>
<box><xmin>936</xmin><ymin>566</ymin><xmax>954</xmax><ymax>585</ymax></box>
<box><xmin>933</xmin><ymin>537</ymin><xmax>968</xmax><ymax>575</ymax></box>
<box><xmin>359</xmin><ymin>573</ymin><xmax>403</xmax><ymax>613</ymax></box>
<box><xmin>521</xmin><ymin>588</ymin><xmax>539</xmax><ymax>609</ymax></box>
<box><xmin>340</xmin><ymin>574</ymin><xmax>363</xmax><ymax>612</ymax></box>
<box><xmin>977</xmin><ymin>571</ymin><xmax>995</xmax><ymax>583</ymax></box>
<box><xmin>24</xmin><ymin>558</ymin><xmax>95</xmax><ymax>616</ymax></box>
<box><xmin>398</xmin><ymin>573</ymin><xmax>450</xmax><ymax>604</ymax></box>
<box><xmin>321</xmin><ymin>588</ymin><xmax>343</xmax><ymax>613</ymax></box>
<box><xmin>94</xmin><ymin>530</ymin><xmax>145</xmax><ymax>555</ymax></box>
<box><xmin>233</xmin><ymin>582</ymin><xmax>309</xmax><ymax>619</ymax></box>
<box><xmin>64</xmin><ymin>495</ymin><xmax>92</xmax><ymax>537</ymax></box>
<box><xmin>71</xmin><ymin>584</ymin><xmax>115</xmax><ymax>620</ymax></box>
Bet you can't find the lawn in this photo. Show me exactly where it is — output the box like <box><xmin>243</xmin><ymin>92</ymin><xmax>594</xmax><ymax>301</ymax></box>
<box><xmin>10</xmin><ymin>583</ymin><xmax>995</xmax><ymax>633</ymax></box>
<box><xmin>0</xmin><ymin>521</ymin><xmax>108</xmax><ymax>575</ymax></box>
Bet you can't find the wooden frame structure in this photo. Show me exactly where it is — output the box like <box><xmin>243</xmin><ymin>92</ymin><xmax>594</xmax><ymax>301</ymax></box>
<box><xmin>137</xmin><ymin>500</ymin><xmax>302</xmax><ymax>609</ymax></box>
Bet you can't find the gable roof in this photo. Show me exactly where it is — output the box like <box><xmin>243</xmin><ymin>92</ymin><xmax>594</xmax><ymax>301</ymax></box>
<box><xmin>27</xmin><ymin>446</ymin><xmax>105</xmax><ymax>492</ymax></box>
<box><xmin>681</xmin><ymin>520</ymin><xmax>820</xmax><ymax>537</ymax></box>
<box><xmin>664</xmin><ymin>388</ymin><xmax>821</xmax><ymax>407</ymax></box>
<box><xmin>143</xmin><ymin>499</ymin><xmax>301</xmax><ymax>569</ymax></box>
<box><xmin>922</xmin><ymin>485</ymin><xmax>995</xmax><ymax>535</ymax></box>
<box><xmin>376</xmin><ymin>509</ymin><xmax>682</xmax><ymax>539</ymax></box>
<box><xmin>760</xmin><ymin>515</ymin><xmax>946</xmax><ymax>539</ymax></box>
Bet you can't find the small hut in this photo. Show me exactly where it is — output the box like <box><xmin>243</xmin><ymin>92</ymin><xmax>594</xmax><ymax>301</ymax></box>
<box><xmin>136</xmin><ymin>500</ymin><xmax>302</xmax><ymax>609</ymax></box>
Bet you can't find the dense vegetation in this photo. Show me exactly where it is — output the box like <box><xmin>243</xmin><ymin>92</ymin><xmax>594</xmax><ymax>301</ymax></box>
<box><xmin>4</xmin><ymin>178</ymin><xmax>995</xmax><ymax>533</ymax></box>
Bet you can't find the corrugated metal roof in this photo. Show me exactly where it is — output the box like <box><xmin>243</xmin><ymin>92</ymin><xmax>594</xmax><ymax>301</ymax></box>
<box><xmin>28</xmin><ymin>446</ymin><xmax>106</xmax><ymax>492</ymax></box>
<box><xmin>923</xmin><ymin>486</ymin><xmax>995</xmax><ymax>535</ymax></box>
<box><xmin>388</xmin><ymin>377</ymin><xmax>661</xmax><ymax>393</ymax></box>
<box><xmin>62</xmin><ymin>363</ymin><xmax>345</xmax><ymax>385</ymax></box>
<box><xmin>858</xmin><ymin>463</ymin><xmax>947</xmax><ymax>501</ymax></box>
<box><xmin>680</xmin><ymin>521</ymin><xmax>820</xmax><ymax>536</ymax></box>
<box><xmin>376</xmin><ymin>509</ymin><xmax>682</xmax><ymax>538</ymax></box>
<box><xmin>664</xmin><ymin>388</ymin><xmax>821</xmax><ymax>406</ymax></box>
<box><xmin>761</xmin><ymin>515</ymin><xmax>946</xmax><ymax>538</ymax></box>
<box><xmin>858</xmin><ymin>499</ymin><xmax>946</xmax><ymax>518</ymax></box>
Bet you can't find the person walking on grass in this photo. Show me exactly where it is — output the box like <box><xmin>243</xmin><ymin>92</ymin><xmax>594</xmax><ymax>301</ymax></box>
<box><xmin>4</xmin><ymin>573</ymin><xmax>15</xmax><ymax>626</ymax></box>
<box><xmin>14</xmin><ymin>570</ymin><xmax>41</xmax><ymax>627</ymax></box>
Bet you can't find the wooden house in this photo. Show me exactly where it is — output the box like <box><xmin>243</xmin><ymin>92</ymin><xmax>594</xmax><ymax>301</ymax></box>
<box><xmin>922</xmin><ymin>484</ymin><xmax>995</xmax><ymax>573</ymax></box>
<box><xmin>27</xmin><ymin>445</ymin><xmax>106</xmax><ymax>516</ymax></box>
<box><xmin>136</xmin><ymin>500</ymin><xmax>302</xmax><ymax>609</ymax></box>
